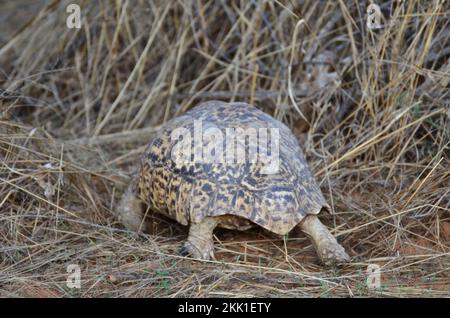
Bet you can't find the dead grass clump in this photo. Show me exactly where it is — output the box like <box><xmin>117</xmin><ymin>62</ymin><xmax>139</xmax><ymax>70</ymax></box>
<box><xmin>0</xmin><ymin>0</ymin><xmax>449</xmax><ymax>297</ymax></box>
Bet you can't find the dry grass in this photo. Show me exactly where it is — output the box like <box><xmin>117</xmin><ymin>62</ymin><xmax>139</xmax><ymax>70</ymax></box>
<box><xmin>0</xmin><ymin>0</ymin><xmax>449</xmax><ymax>297</ymax></box>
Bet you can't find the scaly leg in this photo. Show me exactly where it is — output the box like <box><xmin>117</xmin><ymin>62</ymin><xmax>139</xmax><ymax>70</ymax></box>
<box><xmin>116</xmin><ymin>177</ymin><xmax>146</xmax><ymax>234</ymax></box>
<box><xmin>299</xmin><ymin>215</ymin><xmax>350</xmax><ymax>265</ymax></box>
<box><xmin>180</xmin><ymin>217</ymin><xmax>219</xmax><ymax>260</ymax></box>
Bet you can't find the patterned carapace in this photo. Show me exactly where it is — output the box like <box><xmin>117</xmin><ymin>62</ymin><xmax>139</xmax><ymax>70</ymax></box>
<box><xmin>137</xmin><ymin>101</ymin><xmax>329</xmax><ymax>235</ymax></box>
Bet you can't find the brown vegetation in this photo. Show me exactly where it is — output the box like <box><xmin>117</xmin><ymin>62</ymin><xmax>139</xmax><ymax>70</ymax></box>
<box><xmin>0</xmin><ymin>0</ymin><xmax>449</xmax><ymax>297</ymax></box>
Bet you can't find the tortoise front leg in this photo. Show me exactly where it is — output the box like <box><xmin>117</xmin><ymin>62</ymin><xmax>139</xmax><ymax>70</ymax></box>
<box><xmin>116</xmin><ymin>177</ymin><xmax>146</xmax><ymax>234</ymax></box>
<box><xmin>299</xmin><ymin>215</ymin><xmax>350</xmax><ymax>266</ymax></box>
<box><xmin>180</xmin><ymin>217</ymin><xmax>219</xmax><ymax>260</ymax></box>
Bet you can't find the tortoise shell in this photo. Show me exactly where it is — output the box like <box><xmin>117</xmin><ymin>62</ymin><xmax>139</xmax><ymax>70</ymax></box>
<box><xmin>138</xmin><ymin>101</ymin><xmax>329</xmax><ymax>235</ymax></box>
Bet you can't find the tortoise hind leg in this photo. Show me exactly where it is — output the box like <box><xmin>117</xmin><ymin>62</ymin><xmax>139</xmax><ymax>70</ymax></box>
<box><xmin>299</xmin><ymin>215</ymin><xmax>350</xmax><ymax>266</ymax></box>
<box><xmin>116</xmin><ymin>177</ymin><xmax>146</xmax><ymax>234</ymax></box>
<box><xmin>180</xmin><ymin>217</ymin><xmax>219</xmax><ymax>260</ymax></box>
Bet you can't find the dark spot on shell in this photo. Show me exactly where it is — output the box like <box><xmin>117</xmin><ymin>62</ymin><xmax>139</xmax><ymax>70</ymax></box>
<box><xmin>271</xmin><ymin>185</ymin><xmax>291</xmax><ymax>192</ymax></box>
<box><xmin>150</xmin><ymin>154</ymin><xmax>159</xmax><ymax>162</ymax></box>
<box><xmin>255</xmin><ymin>218</ymin><xmax>265</xmax><ymax>225</ymax></box>
<box><xmin>231</xmin><ymin>194</ymin><xmax>237</xmax><ymax>206</ymax></box>
<box><xmin>153</xmin><ymin>138</ymin><xmax>163</xmax><ymax>147</ymax></box>
<box><xmin>245</xmin><ymin>177</ymin><xmax>257</xmax><ymax>186</ymax></box>
<box><xmin>202</xmin><ymin>183</ymin><xmax>212</xmax><ymax>192</ymax></box>
<box><xmin>217</xmin><ymin>193</ymin><xmax>227</xmax><ymax>202</ymax></box>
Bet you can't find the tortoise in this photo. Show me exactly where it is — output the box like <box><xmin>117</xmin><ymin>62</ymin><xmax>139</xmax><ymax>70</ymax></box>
<box><xmin>116</xmin><ymin>101</ymin><xmax>350</xmax><ymax>265</ymax></box>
